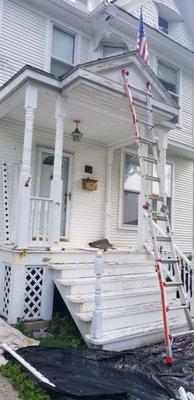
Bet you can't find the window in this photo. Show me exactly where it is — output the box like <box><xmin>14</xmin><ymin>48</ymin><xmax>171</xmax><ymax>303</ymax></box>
<box><xmin>51</xmin><ymin>26</ymin><xmax>75</xmax><ymax>77</ymax></box>
<box><xmin>123</xmin><ymin>154</ymin><xmax>141</xmax><ymax>226</ymax></box>
<box><xmin>103</xmin><ymin>44</ymin><xmax>127</xmax><ymax>58</ymax></box>
<box><xmin>157</xmin><ymin>59</ymin><xmax>179</xmax><ymax>105</ymax></box>
<box><xmin>158</xmin><ymin>15</ymin><xmax>168</xmax><ymax>34</ymax></box>
<box><xmin>122</xmin><ymin>153</ymin><xmax>173</xmax><ymax>226</ymax></box>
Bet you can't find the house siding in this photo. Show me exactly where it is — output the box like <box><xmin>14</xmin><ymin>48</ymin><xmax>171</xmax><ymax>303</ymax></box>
<box><xmin>0</xmin><ymin>119</ymin><xmax>106</xmax><ymax>246</ymax></box>
<box><xmin>0</xmin><ymin>0</ymin><xmax>47</xmax><ymax>85</ymax></box>
<box><xmin>110</xmin><ymin>148</ymin><xmax>194</xmax><ymax>254</ymax></box>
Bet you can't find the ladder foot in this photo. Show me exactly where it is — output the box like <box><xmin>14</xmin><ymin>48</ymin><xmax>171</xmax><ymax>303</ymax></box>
<box><xmin>166</xmin><ymin>355</ymin><xmax>174</xmax><ymax>365</ymax></box>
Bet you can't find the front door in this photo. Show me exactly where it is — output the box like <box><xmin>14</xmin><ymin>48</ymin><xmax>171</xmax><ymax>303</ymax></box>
<box><xmin>37</xmin><ymin>148</ymin><xmax>72</xmax><ymax>237</ymax></box>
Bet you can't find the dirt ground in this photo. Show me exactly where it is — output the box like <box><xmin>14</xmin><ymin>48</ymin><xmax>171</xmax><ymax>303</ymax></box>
<box><xmin>0</xmin><ymin>374</ymin><xmax>19</xmax><ymax>400</ymax></box>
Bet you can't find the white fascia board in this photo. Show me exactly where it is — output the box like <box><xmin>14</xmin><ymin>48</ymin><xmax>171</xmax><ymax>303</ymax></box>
<box><xmin>168</xmin><ymin>138</ymin><xmax>194</xmax><ymax>160</ymax></box>
<box><xmin>0</xmin><ymin>68</ymin><xmax>60</xmax><ymax>102</ymax></box>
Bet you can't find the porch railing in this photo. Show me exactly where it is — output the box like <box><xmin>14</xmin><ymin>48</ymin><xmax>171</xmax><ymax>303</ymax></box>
<box><xmin>30</xmin><ymin>197</ymin><xmax>54</xmax><ymax>246</ymax></box>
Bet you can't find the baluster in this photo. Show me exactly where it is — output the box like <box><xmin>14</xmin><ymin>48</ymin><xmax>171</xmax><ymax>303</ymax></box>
<box><xmin>37</xmin><ymin>200</ymin><xmax>42</xmax><ymax>240</ymax></box>
<box><xmin>42</xmin><ymin>201</ymin><xmax>48</xmax><ymax>244</ymax></box>
<box><xmin>30</xmin><ymin>198</ymin><xmax>35</xmax><ymax>243</ymax></box>
<box><xmin>91</xmin><ymin>250</ymin><xmax>104</xmax><ymax>339</ymax></box>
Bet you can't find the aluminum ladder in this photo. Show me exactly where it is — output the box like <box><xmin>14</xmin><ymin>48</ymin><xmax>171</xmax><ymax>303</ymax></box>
<box><xmin>121</xmin><ymin>69</ymin><xmax>194</xmax><ymax>364</ymax></box>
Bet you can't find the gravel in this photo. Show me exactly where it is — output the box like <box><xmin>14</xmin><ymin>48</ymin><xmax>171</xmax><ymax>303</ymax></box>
<box><xmin>0</xmin><ymin>374</ymin><xmax>19</xmax><ymax>400</ymax></box>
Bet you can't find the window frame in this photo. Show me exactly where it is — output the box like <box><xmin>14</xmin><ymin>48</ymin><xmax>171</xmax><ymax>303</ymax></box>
<box><xmin>158</xmin><ymin>15</ymin><xmax>169</xmax><ymax>34</ymax></box>
<box><xmin>118</xmin><ymin>150</ymin><xmax>174</xmax><ymax>231</ymax></box>
<box><xmin>50</xmin><ymin>23</ymin><xmax>77</xmax><ymax>76</ymax></box>
<box><xmin>157</xmin><ymin>57</ymin><xmax>182</xmax><ymax>126</ymax></box>
<box><xmin>102</xmin><ymin>42</ymin><xmax>128</xmax><ymax>58</ymax></box>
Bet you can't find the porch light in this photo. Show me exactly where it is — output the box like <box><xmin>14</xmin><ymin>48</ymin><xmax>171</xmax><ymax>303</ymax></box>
<box><xmin>71</xmin><ymin>120</ymin><xmax>83</xmax><ymax>142</ymax></box>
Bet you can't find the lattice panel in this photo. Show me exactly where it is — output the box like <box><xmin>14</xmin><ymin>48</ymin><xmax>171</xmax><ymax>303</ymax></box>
<box><xmin>24</xmin><ymin>267</ymin><xmax>44</xmax><ymax>320</ymax></box>
<box><xmin>2</xmin><ymin>264</ymin><xmax>11</xmax><ymax>318</ymax></box>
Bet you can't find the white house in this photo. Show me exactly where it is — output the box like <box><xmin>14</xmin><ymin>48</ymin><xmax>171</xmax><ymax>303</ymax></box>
<box><xmin>0</xmin><ymin>0</ymin><xmax>194</xmax><ymax>351</ymax></box>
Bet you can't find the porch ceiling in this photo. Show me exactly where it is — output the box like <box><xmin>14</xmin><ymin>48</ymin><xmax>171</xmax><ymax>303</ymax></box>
<box><xmin>1</xmin><ymin>65</ymin><xmax>177</xmax><ymax>146</ymax></box>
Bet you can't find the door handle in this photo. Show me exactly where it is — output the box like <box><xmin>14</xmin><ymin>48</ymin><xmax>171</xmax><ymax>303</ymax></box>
<box><xmin>65</xmin><ymin>192</ymin><xmax>72</xmax><ymax>201</ymax></box>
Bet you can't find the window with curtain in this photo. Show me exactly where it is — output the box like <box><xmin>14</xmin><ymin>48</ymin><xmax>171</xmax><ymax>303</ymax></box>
<box><xmin>122</xmin><ymin>153</ymin><xmax>173</xmax><ymax>226</ymax></box>
<box><xmin>51</xmin><ymin>26</ymin><xmax>75</xmax><ymax>77</ymax></box>
<box><xmin>103</xmin><ymin>44</ymin><xmax>127</xmax><ymax>58</ymax></box>
<box><xmin>123</xmin><ymin>153</ymin><xmax>141</xmax><ymax>226</ymax></box>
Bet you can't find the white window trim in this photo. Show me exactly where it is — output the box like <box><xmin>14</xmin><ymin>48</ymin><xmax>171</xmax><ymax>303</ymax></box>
<box><xmin>101</xmin><ymin>42</ymin><xmax>128</xmax><ymax>59</ymax></box>
<box><xmin>45</xmin><ymin>20</ymin><xmax>79</xmax><ymax>74</ymax></box>
<box><xmin>118</xmin><ymin>148</ymin><xmax>139</xmax><ymax>231</ymax></box>
<box><xmin>155</xmin><ymin>56</ymin><xmax>183</xmax><ymax>128</ymax></box>
<box><xmin>118</xmin><ymin>149</ymin><xmax>174</xmax><ymax>231</ymax></box>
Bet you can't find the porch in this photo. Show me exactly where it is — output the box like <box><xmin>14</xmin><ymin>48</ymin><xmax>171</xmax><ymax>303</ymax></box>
<box><xmin>0</xmin><ymin>53</ymin><xmax>178</xmax><ymax>252</ymax></box>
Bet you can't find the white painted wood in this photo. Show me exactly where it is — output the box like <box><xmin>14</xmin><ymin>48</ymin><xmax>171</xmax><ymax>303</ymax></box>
<box><xmin>190</xmin><ymin>253</ymin><xmax>194</xmax><ymax>320</ymax></box>
<box><xmin>91</xmin><ymin>250</ymin><xmax>104</xmax><ymax>339</ymax></box>
<box><xmin>105</xmin><ymin>148</ymin><xmax>113</xmax><ymax>240</ymax></box>
<box><xmin>16</xmin><ymin>86</ymin><xmax>38</xmax><ymax>248</ymax></box>
<box><xmin>50</xmin><ymin>97</ymin><xmax>67</xmax><ymax>249</ymax></box>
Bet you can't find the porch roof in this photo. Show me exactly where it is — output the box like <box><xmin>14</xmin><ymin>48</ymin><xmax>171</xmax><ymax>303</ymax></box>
<box><xmin>0</xmin><ymin>54</ymin><xmax>178</xmax><ymax>146</ymax></box>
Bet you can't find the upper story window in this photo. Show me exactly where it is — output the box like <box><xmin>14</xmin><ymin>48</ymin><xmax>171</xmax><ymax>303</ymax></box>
<box><xmin>51</xmin><ymin>26</ymin><xmax>75</xmax><ymax>77</ymax></box>
<box><xmin>157</xmin><ymin>59</ymin><xmax>179</xmax><ymax>105</ymax></box>
<box><xmin>102</xmin><ymin>43</ymin><xmax>127</xmax><ymax>58</ymax></box>
<box><xmin>158</xmin><ymin>15</ymin><xmax>169</xmax><ymax>34</ymax></box>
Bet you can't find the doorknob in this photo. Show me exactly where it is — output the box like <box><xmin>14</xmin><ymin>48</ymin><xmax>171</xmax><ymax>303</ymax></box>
<box><xmin>65</xmin><ymin>192</ymin><xmax>72</xmax><ymax>201</ymax></box>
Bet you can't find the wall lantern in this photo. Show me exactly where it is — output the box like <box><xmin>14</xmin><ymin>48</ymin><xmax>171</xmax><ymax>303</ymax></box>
<box><xmin>71</xmin><ymin>120</ymin><xmax>83</xmax><ymax>142</ymax></box>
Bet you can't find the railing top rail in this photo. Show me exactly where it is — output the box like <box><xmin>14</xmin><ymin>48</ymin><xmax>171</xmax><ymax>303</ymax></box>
<box><xmin>30</xmin><ymin>196</ymin><xmax>53</xmax><ymax>202</ymax></box>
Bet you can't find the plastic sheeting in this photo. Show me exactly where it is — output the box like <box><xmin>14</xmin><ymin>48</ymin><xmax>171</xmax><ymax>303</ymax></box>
<box><xmin>4</xmin><ymin>337</ymin><xmax>194</xmax><ymax>400</ymax></box>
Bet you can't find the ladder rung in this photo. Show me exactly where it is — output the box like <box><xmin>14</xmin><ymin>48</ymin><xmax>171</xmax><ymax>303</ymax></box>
<box><xmin>137</xmin><ymin>119</ymin><xmax>154</xmax><ymax>128</ymax></box>
<box><xmin>138</xmin><ymin>138</ymin><xmax>158</xmax><ymax>146</ymax></box>
<box><xmin>152</xmin><ymin>214</ymin><xmax>167</xmax><ymax>221</ymax></box>
<box><xmin>157</xmin><ymin>258</ymin><xmax>178</xmax><ymax>263</ymax></box>
<box><xmin>156</xmin><ymin>236</ymin><xmax>171</xmax><ymax>242</ymax></box>
<box><xmin>133</xmin><ymin>101</ymin><xmax>153</xmax><ymax>112</ymax></box>
<box><xmin>164</xmin><ymin>281</ymin><xmax>183</xmax><ymax>287</ymax></box>
<box><xmin>142</xmin><ymin>156</ymin><xmax>157</xmax><ymax>164</ymax></box>
<box><xmin>149</xmin><ymin>195</ymin><xmax>163</xmax><ymax>201</ymax></box>
<box><xmin>168</xmin><ymin>304</ymin><xmax>188</xmax><ymax>312</ymax></box>
<box><xmin>145</xmin><ymin>175</ymin><xmax>160</xmax><ymax>182</ymax></box>
<box><xmin>171</xmin><ymin>330</ymin><xmax>194</xmax><ymax>339</ymax></box>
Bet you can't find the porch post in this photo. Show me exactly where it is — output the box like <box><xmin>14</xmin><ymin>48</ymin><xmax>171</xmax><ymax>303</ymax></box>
<box><xmin>158</xmin><ymin>130</ymin><xmax>168</xmax><ymax>197</ymax></box>
<box><xmin>137</xmin><ymin>141</ymin><xmax>148</xmax><ymax>250</ymax></box>
<box><xmin>105</xmin><ymin>148</ymin><xmax>113</xmax><ymax>240</ymax></box>
<box><xmin>16</xmin><ymin>85</ymin><xmax>38</xmax><ymax>248</ymax></box>
<box><xmin>49</xmin><ymin>96</ymin><xmax>66</xmax><ymax>250</ymax></box>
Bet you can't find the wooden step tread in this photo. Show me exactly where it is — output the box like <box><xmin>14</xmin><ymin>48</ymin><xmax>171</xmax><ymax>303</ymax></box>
<box><xmin>58</xmin><ymin>273</ymin><xmax>157</xmax><ymax>286</ymax></box>
<box><xmin>86</xmin><ymin>319</ymin><xmax>187</xmax><ymax>345</ymax></box>
<box><xmin>76</xmin><ymin>300</ymin><xmax>182</xmax><ymax>322</ymax></box>
<box><xmin>66</xmin><ymin>286</ymin><xmax>168</xmax><ymax>303</ymax></box>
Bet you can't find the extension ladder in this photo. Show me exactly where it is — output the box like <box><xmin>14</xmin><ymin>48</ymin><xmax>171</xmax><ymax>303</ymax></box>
<box><xmin>121</xmin><ymin>69</ymin><xmax>194</xmax><ymax>364</ymax></box>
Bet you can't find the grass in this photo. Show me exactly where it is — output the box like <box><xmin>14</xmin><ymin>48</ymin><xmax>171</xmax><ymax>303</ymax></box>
<box><xmin>0</xmin><ymin>313</ymin><xmax>85</xmax><ymax>400</ymax></box>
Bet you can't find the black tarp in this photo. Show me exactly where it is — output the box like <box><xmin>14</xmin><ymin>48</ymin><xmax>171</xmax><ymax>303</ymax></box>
<box><xmin>4</xmin><ymin>337</ymin><xmax>194</xmax><ymax>400</ymax></box>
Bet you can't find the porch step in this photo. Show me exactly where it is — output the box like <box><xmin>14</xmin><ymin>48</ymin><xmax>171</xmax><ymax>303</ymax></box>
<box><xmin>58</xmin><ymin>272</ymin><xmax>158</xmax><ymax>294</ymax></box>
<box><xmin>76</xmin><ymin>300</ymin><xmax>184</xmax><ymax>332</ymax></box>
<box><xmin>51</xmin><ymin>261</ymin><xmax>154</xmax><ymax>279</ymax></box>
<box><xmin>66</xmin><ymin>286</ymin><xmax>176</xmax><ymax>312</ymax></box>
<box><xmin>86</xmin><ymin>318</ymin><xmax>188</xmax><ymax>351</ymax></box>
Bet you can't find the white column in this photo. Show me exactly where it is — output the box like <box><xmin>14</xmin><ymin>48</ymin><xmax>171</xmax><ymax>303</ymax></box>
<box><xmin>158</xmin><ymin>130</ymin><xmax>168</xmax><ymax>198</ymax></box>
<box><xmin>137</xmin><ymin>141</ymin><xmax>148</xmax><ymax>250</ymax></box>
<box><xmin>91</xmin><ymin>250</ymin><xmax>104</xmax><ymax>339</ymax></box>
<box><xmin>105</xmin><ymin>148</ymin><xmax>113</xmax><ymax>240</ymax></box>
<box><xmin>16</xmin><ymin>85</ymin><xmax>38</xmax><ymax>248</ymax></box>
<box><xmin>49</xmin><ymin>96</ymin><xmax>66</xmax><ymax>249</ymax></box>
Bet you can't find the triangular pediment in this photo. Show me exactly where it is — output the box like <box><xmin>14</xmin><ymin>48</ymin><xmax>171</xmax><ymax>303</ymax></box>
<box><xmin>83</xmin><ymin>52</ymin><xmax>177</xmax><ymax>108</ymax></box>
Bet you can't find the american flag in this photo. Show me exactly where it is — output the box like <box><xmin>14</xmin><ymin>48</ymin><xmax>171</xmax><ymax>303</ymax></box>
<box><xmin>136</xmin><ymin>7</ymin><xmax>149</xmax><ymax>64</ymax></box>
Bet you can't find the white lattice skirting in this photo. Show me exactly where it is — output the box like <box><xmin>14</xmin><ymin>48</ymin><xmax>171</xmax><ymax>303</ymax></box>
<box><xmin>24</xmin><ymin>266</ymin><xmax>44</xmax><ymax>320</ymax></box>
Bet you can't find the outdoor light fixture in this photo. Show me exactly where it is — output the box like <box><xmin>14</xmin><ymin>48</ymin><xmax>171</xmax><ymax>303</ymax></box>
<box><xmin>71</xmin><ymin>120</ymin><xmax>83</xmax><ymax>142</ymax></box>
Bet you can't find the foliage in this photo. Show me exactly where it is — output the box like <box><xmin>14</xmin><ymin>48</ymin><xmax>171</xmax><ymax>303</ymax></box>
<box><xmin>0</xmin><ymin>362</ymin><xmax>50</xmax><ymax>400</ymax></box>
<box><xmin>40</xmin><ymin>313</ymin><xmax>85</xmax><ymax>348</ymax></box>
<box><xmin>14</xmin><ymin>317</ymin><xmax>26</xmax><ymax>334</ymax></box>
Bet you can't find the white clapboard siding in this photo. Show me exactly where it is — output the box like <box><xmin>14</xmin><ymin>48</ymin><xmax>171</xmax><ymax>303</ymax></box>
<box><xmin>110</xmin><ymin>149</ymin><xmax>194</xmax><ymax>253</ymax></box>
<box><xmin>169</xmin><ymin>71</ymin><xmax>193</xmax><ymax>146</ymax></box>
<box><xmin>80</xmin><ymin>35</ymin><xmax>90</xmax><ymax>64</ymax></box>
<box><xmin>0</xmin><ymin>0</ymin><xmax>47</xmax><ymax>85</ymax></box>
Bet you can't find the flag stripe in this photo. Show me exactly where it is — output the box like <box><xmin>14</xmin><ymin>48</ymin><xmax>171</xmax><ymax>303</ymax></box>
<box><xmin>136</xmin><ymin>7</ymin><xmax>149</xmax><ymax>64</ymax></box>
